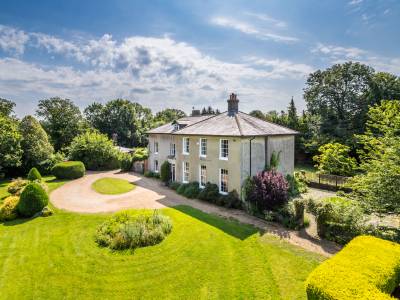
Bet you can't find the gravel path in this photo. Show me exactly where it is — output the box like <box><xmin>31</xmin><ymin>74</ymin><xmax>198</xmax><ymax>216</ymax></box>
<box><xmin>51</xmin><ymin>170</ymin><xmax>341</xmax><ymax>257</ymax></box>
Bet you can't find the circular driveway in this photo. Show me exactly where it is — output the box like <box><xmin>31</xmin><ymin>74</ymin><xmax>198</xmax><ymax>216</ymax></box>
<box><xmin>51</xmin><ymin>170</ymin><xmax>187</xmax><ymax>213</ymax></box>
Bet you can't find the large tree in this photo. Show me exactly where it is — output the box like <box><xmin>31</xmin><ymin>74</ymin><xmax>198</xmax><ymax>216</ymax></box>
<box><xmin>154</xmin><ymin>108</ymin><xmax>186</xmax><ymax>124</ymax></box>
<box><xmin>0</xmin><ymin>115</ymin><xmax>22</xmax><ymax>171</ymax></box>
<box><xmin>287</xmin><ymin>97</ymin><xmax>299</xmax><ymax>130</ymax></box>
<box><xmin>19</xmin><ymin>115</ymin><xmax>54</xmax><ymax>171</ymax></box>
<box><xmin>84</xmin><ymin>99</ymin><xmax>153</xmax><ymax>147</ymax></box>
<box><xmin>36</xmin><ymin>97</ymin><xmax>84</xmax><ymax>151</ymax></box>
<box><xmin>0</xmin><ymin>98</ymin><xmax>15</xmax><ymax>117</ymax></box>
<box><xmin>304</xmin><ymin>62</ymin><xmax>375</xmax><ymax>145</ymax></box>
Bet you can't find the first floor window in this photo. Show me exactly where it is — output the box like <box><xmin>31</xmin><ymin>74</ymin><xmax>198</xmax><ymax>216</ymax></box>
<box><xmin>154</xmin><ymin>141</ymin><xmax>159</xmax><ymax>154</ymax></box>
<box><xmin>154</xmin><ymin>160</ymin><xmax>159</xmax><ymax>172</ymax></box>
<box><xmin>200</xmin><ymin>138</ymin><xmax>207</xmax><ymax>157</ymax></box>
<box><xmin>220</xmin><ymin>139</ymin><xmax>229</xmax><ymax>160</ymax></box>
<box><xmin>200</xmin><ymin>165</ymin><xmax>207</xmax><ymax>188</ymax></box>
<box><xmin>170</xmin><ymin>143</ymin><xmax>176</xmax><ymax>156</ymax></box>
<box><xmin>183</xmin><ymin>162</ymin><xmax>189</xmax><ymax>182</ymax></box>
<box><xmin>183</xmin><ymin>137</ymin><xmax>190</xmax><ymax>154</ymax></box>
<box><xmin>220</xmin><ymin>169</ymin><xmax>228</xmax><ymax>194</ymax></box>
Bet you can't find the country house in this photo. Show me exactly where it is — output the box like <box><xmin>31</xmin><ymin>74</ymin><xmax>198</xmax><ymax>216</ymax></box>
<box><xmin>147</xmin><ymin>93</ymin><xmax>298</xmax><ymax>196</ymax></box>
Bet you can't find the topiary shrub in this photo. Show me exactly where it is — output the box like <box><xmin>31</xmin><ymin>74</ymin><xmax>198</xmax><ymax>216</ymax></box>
<box><xmin>168</xmin><ymin>181</ymin><xmax>181</xmax><ymax>190</ymax></box>
<box><xmin>217</xmin><ymin>190</ymin><xmax>242</xmax><ymax>209</ymax></box>
<box><xmin>160</xmin><ymin>161</ymin><xmax>171</xmax><ymax>184</ymax></box>
<box><xmin>95</xmin><ymin>210</ymin><xmax>172</xmax><ymax>251</ymax></box>
<box><xmin>17</xmin><ymin>182</ymin><xmax>49</xmax><ymax>217</ymax></box>
<box><xmin>198</xmin><ymin>182</ymin><xmax>219</xmax><ymax>203</ymax></box>
<box><xmin>27</xmin><ymin>167</ymin><xmax>42</xmax><ymax>181</ymax></box>
<box><xmin>52</xmin><ymin>161</ymin><xmax>85</xmax><ymax>179</ymax></box>
<box><xmin>306</xmin><ymin>235</ymin><xmax>400</xmax><ymax>300</ymax></box>
<box><xmin>176</xmin><ymin>183</ymin><xmax>189</xmax><ymax>195</ymax></box>
<box><xmin>0</xmin><ymin>196</ymin><xmax>20</xmax><ymax>221</ymax></box>
<box><xmin>183</xmin><ymin>182</ymin><xmax>200</xmax><ymax>199</ymax></box>
<box><xmin>247</xmin><ymin>170</ymin><xmax>289</xmax><ymax>212</ymax></box>
<box><xmin>120</xmin><ymin>153</ymin><xmax>133</xmax><ymax>172</ymax></box>
<box><xmin>7</xmin><ymin>178</ymin><xmax>28</xmax><ymax>195</ymax></box>
<box><xmin>37</xmin><ymin>152</ymin><xmax>66</xmax><ymax>175</ymax></box>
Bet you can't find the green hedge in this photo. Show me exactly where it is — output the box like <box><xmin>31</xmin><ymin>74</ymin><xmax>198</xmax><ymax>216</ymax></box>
<box><xmin>27</xmin><ymin>167</ymin><xmax>42</xmax><ymax>181</ymax></box>
<box><xmin>306</xmin><ymin>235</ymin><xmax>400</xmax><ymax>300</ymax></box>
<box><xmin>52</xmin><ymin>161</ymin><xmax>85</xmax><ymax>179</ymax></box>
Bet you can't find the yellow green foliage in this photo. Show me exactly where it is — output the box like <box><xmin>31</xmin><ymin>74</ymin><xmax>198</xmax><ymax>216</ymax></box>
<box><xmin>0</xmin><ymin>196</ymin><xmax>20</xmax><ymax>221</ymax></box>
<box><xmin>306</xmin><ymin>235</ymin><xmax>400</xmax><ymax>299</ymax></box>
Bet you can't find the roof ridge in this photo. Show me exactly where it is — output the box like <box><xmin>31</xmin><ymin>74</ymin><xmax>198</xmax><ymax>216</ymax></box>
<box><xmin>172</xmin><ymin>112</ymin><xmax>225</xmax><ymax>134</ymax></box>
<box><xmin>238</xmin><ymin>111</ymin><xmax>299</xmax><ymax>134</ymax></box>
<box><xmin>234</xmin><ymin>114</ymin><xmax>243</xmax><ymax>136</ymax></box>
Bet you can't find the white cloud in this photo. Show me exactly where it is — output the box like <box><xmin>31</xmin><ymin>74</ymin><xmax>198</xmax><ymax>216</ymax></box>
<box><xmin>244</xmin><ymin>12</ymin><xmax>287</xmax><ymax>28</ymax></box>
<box><xmin>348</xmin><ymin>0</ymin><xmax>363</xmax><ymax>5</ymax></box>
<box><xmin>312</xmin><ymin>43</ymin><xmax>366</xmax><ymax>59</ymax></box>
<box><xmin>210</xmin><ymin>16</ymin><xmax>298</xmax><ymax>43</ymax></box>
<box><xmin>0</xmin><ymin>25</ymin><xmax>29</xmax><ymax>55</ymax></box>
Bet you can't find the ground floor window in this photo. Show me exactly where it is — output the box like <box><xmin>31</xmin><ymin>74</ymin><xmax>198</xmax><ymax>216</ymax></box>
<box><xmin>199</xmin><ymin>165</ymin><xmax>207</xmax><ymax>188</ymax></box>
<box><xmin>171</xmin><ymin>163</ymin><xmax>176</xmax><ymax>181</ymax></box>
<box><xmin>219</xmin><ymin>168</ymin><xmax>228</xmax><ymax>194</ymax></box>
<box><xmin>183</xmin><ymin>162</ymin><xmax>189</xmax><ymax>183</ymax></box>
<box><xmin>154</xmin><ymin>160</ymin><xmax>159</xmax><ymax>172</ymax></box>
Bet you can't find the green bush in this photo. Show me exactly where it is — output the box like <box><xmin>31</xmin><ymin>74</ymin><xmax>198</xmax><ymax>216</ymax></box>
<box><xmin>120</xmin><ymin>153</ymin><xmax>133</xmax><ymax>171</ymax></box>
<box><xmin>306</xmin><ymin>197</ymin><xmax>366</xmax><ymax>244</ymax></box>
<box><xmin>217</xmin><ymin>190</ymin><xmax>242</xmax><ymax>209</ymax></box>
<box><xmin>168</xmin><ymin>181</ymin><xmax>181</xmax><ymax>190</ymax></box>
<box><xmin>68</xmin><ymin>132</ymin><xmax>121</xmax><ymax>170</ymax></box>
<box><xmin>144</xmin><ymin>170</ymin><xmax>159</xmax><ymax>178</ymax></box>
<box><xmin>95</xmin><ymin>210</ymin><xmax>172</xmax><ymax>251</ymax></box>
<box><xmin>17</xmin><ymin>182</ymin><xmax>49</xmax><ymax>217</ymax></box>
<box><xmin>183</xmin><ymin>182</ymin><xmax>200</xmax><ymax>199</ymax></box>
<box><xmin>198</xmin><ymin>182</ymin><xmax>219</xmax><ymax>203</ymax></box>
<box><xmin>160</xmin><ymin>161</ymin><xmax>171</xmax><ymax>184</ymax></box>
<box><xmin>52</xmin><ymin>161</ymin><xmax>85</xmax><ymax>179</ymax></box>
<box><xmin>37</xmin><ymin>152</ymin><xmax>66</xmax><ymax>175</ymax></box>
<box><xmin>274</xmin><ymin>198</ymin><xmax>306</xmax><ymax>229</ymax></box>
<box><xmin>0</xmin><ymin>196</ymin><xmax>20</xmax><ymax>221</ymax></box>
<box><xmin>176</xmin><ymin>183</ymin><xmax>189</xmax><ymax>195</ymax></box>
<box><xmin>132</xmin><ymin>147</ymin><xmax>149</xmax><ymax>161</ymax></box>
<box><xmin>7</xmin><ymin>178</ymin><xmax>28</xmax><ymax>195</ymax></box>
<box><xmin>286</xmin><ymin>171</ymin><xmax>308</xmax><ymax>198</ymax></box>
<box><xmin>306</xmin><ymin>236</ymin><xmax>400</xmax><ymax>300</ymax></box>
<box><xmin>27</xmin><ymin>167</ymin><xmax>42</xmax><ymax>181</ymax></box>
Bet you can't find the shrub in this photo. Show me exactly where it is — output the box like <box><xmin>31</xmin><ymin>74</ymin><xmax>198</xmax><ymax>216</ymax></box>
<box><xmin>7</xmin><ymin>178</ymin><xmax>28</xmax><ymax>195</ymax></box>
<box><xmin>168</xmin><ymin>181</ymin><xmax>181</xmax><ymax>190</ymax></box>
<box><xmin>120</xmin><ymin>153</ymin><xmax>133</xmax><ymax>171</ymax></box>
<box><xmin>95</xmin><ymin>210</ymin><xmax>172</xmax><ymax>251</ymax></box>
<box><xmin>52</xmin><ymin>161</ymin><xmax>85</xmax><ymax>179</ymax></box>
<box><xmin>313</xmin><ymin>142</ymin><xmax>357</xmax><ymax>176</ymax></box>
<box><xmin>0</xmin><ymin>196</ymin><xmax>20</xmax><ymax>221</ymax></box>
<box><xmin>17</xmin><ymin>182</ymin><xmax>49</xmax><ymax>217</ymax></box>
<box><xmin>176</xmin><ymin>183</ymin><xmax>189</xmax><ymax>195</ymax></box>
<box><xmin>160</xmin><ymin>161</ymin><xmax>171</xmax><ymax>184</ymax></box>
<box><xmin>68</xmin><ymin>132</ymin><xmax>121</xmax><ymax>170</ymax></box>
<box><xmin>41</xmin><ymin>206</ymin><xmax>53</xmax><ymax>217</ymax></box>
<box><xmin>27</xmin><ymin>167</ymin><xmax>42</xmax><ymax>181</ymax></box>
<box><xmin>37</xmin><ymin>152</ymin><xmax>66</xmax><ymax>175</ymax></box>
<box><xmin>198</xmin><ymin>182</ymin><xmax>219</xmax><ymax>203</ymax></box>
<box><xmin>274</xmin><ymin>198</ymin><xmax>305</xmax><ymax>229</ymax></box>
<box><xmin>306</xmin><ymin>236</ymin><xmax>400</xmax><ymax>300</ymax></box>
<box><xmin>306</xmin><ymin>197</ymin><xmax>366</xmax><ymax>244</ymax></box>
<box><xmin>247</xmin><ymin>170</ymin><xmax>289</xmax><ymax>212</ymax></box>
<box><xmin>217</xmin><ymin>190</ymin><xmax>242</xmax><ymax>209</ymax></box>
<box><xmin>286</xmin><ymin>171</ymin><xmax>308</xmax><ymax>198</ymax></box>
<box><xmin>132</xmin><ymin>147</ymin><xmax>149</xmax><ymax>162</ymax></box>
<box><xmin>183</xmin><ymin>182</ymin><xmax>200</xmax><ymax>199</ymax></box>
<box><xmin>144</xmin><ymin>170</ymin><xmax>159</xmax><ymax>178</ymax></box>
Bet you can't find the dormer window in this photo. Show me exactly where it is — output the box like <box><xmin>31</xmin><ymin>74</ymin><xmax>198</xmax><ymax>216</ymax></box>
<box><xmin>173</xmin><ymin>123</ymin><xmax>179</xmax><ymax>131</ymax></box>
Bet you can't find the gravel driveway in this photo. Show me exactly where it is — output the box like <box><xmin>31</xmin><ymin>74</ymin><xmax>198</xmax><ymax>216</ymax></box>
<box><xmin>51</xmin><ymin>170</ymin><xmax>341</xmax><ymax>256</ymax></box>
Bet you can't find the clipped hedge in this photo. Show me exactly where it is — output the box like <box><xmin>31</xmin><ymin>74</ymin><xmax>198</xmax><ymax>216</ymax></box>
<box><xmin>17</xmin><ymin>182</ymin><xmax>49</xmax><ymax>217</ymax></box>
<box><xmin>27</xmin><ymin>167</ymin><xmax>42</xmax><ymax>181</ymax></box>
<box><xmin>306</xmin><ymin>236</ymin><xmax>400</xmax><ymax>300</ymax></box>
<box><xmin>52</xmin><ymin>161</ymin><xmax>85</xmax><ymax>179</ymax></box>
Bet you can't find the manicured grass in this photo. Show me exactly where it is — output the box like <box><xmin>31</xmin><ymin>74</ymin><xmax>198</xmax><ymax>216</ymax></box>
<box><xmin>295</xmin><ymin>162</ymin><xmax>317</xmax><ymax>173</ymax></box>
<box><xmin>0</xmin><ymin>204</ymin><xmax>324</xmax><ymax>299</ymax></box>
<box><xmin>92</xmin><ymin>177</ymin><xmax>135</xmax><ymax>195</ymax></box>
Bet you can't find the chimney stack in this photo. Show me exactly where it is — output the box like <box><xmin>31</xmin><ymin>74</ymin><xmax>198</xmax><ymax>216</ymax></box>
<box><xmin>191</xmin><ymin>107</ymin><xmax>201</xmax><ymax>116</ymax></box>
<box><xmin>227</xmin><ymin>93</ymin><xmax>239</xmax><ymax>116</ymax></box>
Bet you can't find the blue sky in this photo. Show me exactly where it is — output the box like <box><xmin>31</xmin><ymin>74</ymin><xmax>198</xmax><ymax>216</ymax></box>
<box><xmin>0</xmin><ymin>0</ymin><xmax>399</xmax><ymax>117</ymax></box>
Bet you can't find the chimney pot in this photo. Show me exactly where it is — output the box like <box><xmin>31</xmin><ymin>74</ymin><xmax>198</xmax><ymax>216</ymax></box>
<box><xmin>227</xmin><ymin>93</ymin><xmax>239</xmax><ymax>116</ymax></box>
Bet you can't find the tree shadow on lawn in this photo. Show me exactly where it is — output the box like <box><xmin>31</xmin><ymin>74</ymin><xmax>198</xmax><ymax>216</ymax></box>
<box><xmin>172</xmin><ymin>205</ymin><xmax>261</xmax><ymax>240</ymax></box>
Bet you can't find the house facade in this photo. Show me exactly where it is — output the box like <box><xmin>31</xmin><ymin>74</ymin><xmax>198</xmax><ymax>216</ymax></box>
<box><xmin>147</xmin><ymin>93</ymin><xmax>298</xmax><ymax>197</ymax></box>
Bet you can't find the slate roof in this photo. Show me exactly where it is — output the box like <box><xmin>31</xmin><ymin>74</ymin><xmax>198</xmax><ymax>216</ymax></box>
<box><xmin>148</xmin><ymin>111</ymin><xmax>298</xmax><ymax>137</ymax></box>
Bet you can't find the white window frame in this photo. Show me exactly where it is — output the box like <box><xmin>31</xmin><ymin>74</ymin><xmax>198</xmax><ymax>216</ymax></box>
<box><xmin>154</xmin><ymin>160</ymin><xmax>159</xmax><ymax>173</ymax></box>
<box><xmin>219</xmin><ymin>168</ymin><xmax>228</xmax><ymax>194</ymax></box>
<box><xmin>199</xmin><ymin>138</ymin><xmax>207</xmax><ymax>157</ymax></box>
<box><xmin>219</xmin><ymin>139</ymin><xmax>229</xmax><ymax>160</ymax></box>
<box><xmin>154</xmin><ymin>141</ymin><xmax>159</xmax><ymax>154</ymax></box>
<box><xmin>182</xmin><ymin>137</ymin><xmax>189</xmax><ymax>155</ymax></box>
<box><xmin>182</xmin><ymin>161</ymin><xmax>189</xmax><ymax>183</ymax></box>
<box><xmin>199</xmin><ymin>165</ymin><xmax>207</xmax><ymax>188</ymax></box>
<box><xmin>171</xmin><ymin>163</ymin><xmax>176</xmax><ymax>181</ymax></box>
<box><xmin>170</xmin><ymin>143</ymin><xmax>176</xmax><ymax>156</ymax></box>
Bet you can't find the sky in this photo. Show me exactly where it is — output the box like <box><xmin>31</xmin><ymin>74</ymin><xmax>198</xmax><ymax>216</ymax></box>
<box><xmin>0</xmin><ymin>0</ymin><xmax>399</xmax><ymax>117</ymax></box>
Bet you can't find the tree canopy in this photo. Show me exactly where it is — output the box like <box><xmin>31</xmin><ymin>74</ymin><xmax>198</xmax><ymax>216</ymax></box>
<box><xmin>0</xmin><ymin>115</ymin><xmax>22</xmax><ymax>171</ymax></box>
<box><xmin>0</xmin><ymin>98</ymin><xmax>15</xmax><ymax>117</ymax></box>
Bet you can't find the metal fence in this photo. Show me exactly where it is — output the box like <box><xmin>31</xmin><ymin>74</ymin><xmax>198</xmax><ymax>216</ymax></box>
<box><xmin>303</xmin><ymin>172</ymin><xmax>350</xmax><ymax>191</ymax></box>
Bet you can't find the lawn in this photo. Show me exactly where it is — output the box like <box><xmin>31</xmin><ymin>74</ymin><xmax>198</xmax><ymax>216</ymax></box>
<box><xmin>92</xmin><ymin>177</ymin><xmax>135</xmax><ymax>195</ymax></box>
<box><xmin>0</xmin><ymin>179</ymin><xmax>324</xmax><ymax>299</ymax></box>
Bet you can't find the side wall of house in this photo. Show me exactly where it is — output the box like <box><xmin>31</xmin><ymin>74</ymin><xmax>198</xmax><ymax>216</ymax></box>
<box><xmin>240</xmin><ymin>137</ymin><xmax>266</xmax><ymax>185</ymax></box>
<box><xmin>266</xmin><ymin>135</ymin><xmax>295</xmax><ymax>175</ymax></box>
<box><xmin>148</xmin><ymin>134</ymin><xmax>173</xmax><ymax>172</ymax></box>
